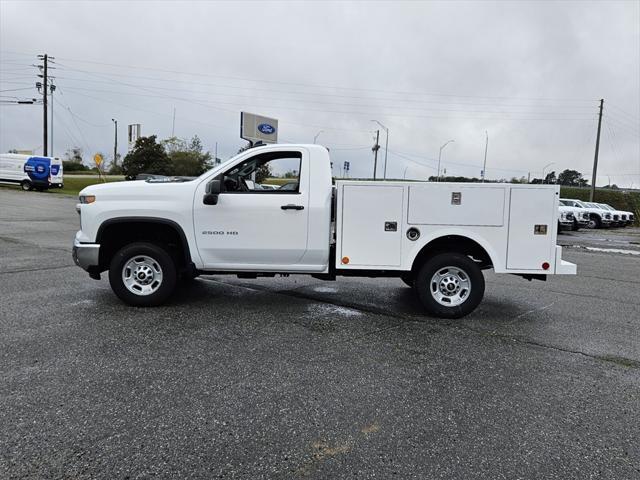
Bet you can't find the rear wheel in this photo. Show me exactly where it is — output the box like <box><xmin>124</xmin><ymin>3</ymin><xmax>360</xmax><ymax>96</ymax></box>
<box><xmin>414</xmin><ymin>253</ymin><xmax>485</xmax><ymax>319</ymax></box>
<box><xmin>20</xmin><ymin>180</ymin><xmax>32</xmax><ymax>191</ymax></box>
<box><xmin>108</xmin><ymin>242</ymin><xmax>177</xmax><ymax>307</ymax></box>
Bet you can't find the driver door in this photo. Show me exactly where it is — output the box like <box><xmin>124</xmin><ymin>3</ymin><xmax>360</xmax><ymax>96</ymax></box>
<box><xmin>193</xmin><ymin>149</ymin><xmax>309</xmax><ymax>269</ymax></box>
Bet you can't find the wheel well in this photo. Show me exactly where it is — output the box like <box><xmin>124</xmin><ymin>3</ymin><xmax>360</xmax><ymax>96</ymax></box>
<box><xmin>96</xmin><ymin>219</ymin><xmax>191</xmax><ymax>272</ymax></box>
<box><xmin>410</xmin><ymin>235</ymin><xmax>493</xmax><ymax>275</ymax></box>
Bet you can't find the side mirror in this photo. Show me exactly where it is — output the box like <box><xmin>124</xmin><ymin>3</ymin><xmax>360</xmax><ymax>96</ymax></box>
<box><xmin>203</xmin><ymin>179</ymin><xmax>221</xmax><ymax>205</ymax></box>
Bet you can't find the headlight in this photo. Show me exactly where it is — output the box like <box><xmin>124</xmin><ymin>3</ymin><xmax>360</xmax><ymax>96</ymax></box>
<box><xmin>79</xmin><ymin>195</ymin><xmax>96</xmax><ymax>204</ymax></box>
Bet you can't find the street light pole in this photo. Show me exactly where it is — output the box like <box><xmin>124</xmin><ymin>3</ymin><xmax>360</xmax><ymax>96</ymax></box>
<box><xmin>437</xmin><ymin>139</ymin><xmax>455</xmax><ymax>182</ymax></box>
<box><xmin>371</xmin><ymin>120</ymin><xmax>389</xmax><ymax>179</ymax></box>
<box><xmin>313</xmin><ymin>130</ymin><xmax>324</xmax><ymax>144</ymax></box>
<box><xmin>50</xmin><ymin>84</ymin><xmax>56</xmax><ymax>156</ymax></box>
<box><xmin>111</xmin><ymin>119</ymin><xmax>118</xmax><ymax>167</ymax></box>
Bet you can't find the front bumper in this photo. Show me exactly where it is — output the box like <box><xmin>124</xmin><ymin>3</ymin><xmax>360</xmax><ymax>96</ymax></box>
<box><xmin>72</xmin><ymin>237</ymin><xmax>100</xmax><ymax>272</ymax></box>
<box><xmin>558</xmin><ymin>219</ymin><xmax>573</xmax><ymax>230</ymax></box>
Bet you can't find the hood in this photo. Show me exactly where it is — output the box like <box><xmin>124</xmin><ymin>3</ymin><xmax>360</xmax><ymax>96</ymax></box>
<box><xmin>79</xmin><ymin>178</ymin><xmax>196</xmax><ymax>199</ymax></box>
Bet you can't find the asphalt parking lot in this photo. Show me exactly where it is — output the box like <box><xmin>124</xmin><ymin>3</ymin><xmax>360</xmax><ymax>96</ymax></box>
<box><xmin>1</xmin><ymin>188</ymin><xmax>639</xmax><ymax>479</ymax></box>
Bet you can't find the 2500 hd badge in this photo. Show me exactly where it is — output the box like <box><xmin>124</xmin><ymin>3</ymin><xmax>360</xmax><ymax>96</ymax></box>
<box><xmin>202</xmin><ymin>230</ymin><xmax>239</xmax><ymax>236</ymax></box>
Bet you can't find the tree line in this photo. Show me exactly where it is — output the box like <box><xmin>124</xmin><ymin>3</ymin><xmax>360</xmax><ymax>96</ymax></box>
<box><xmin>429</xmin><ymin>169</ymin><xmax>617</xmax><ymax>188</ymax></box>
<box><xmin>62</xmin><ymin>135</ymin><xmax>216</xmax><ymax>177</ymax></box>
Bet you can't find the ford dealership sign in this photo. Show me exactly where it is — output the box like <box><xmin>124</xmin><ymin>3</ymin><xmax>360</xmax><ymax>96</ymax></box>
<box><xmin>258</xmin><ymin>123</ymin><xmax>276</xmax><ymax>135</ymax></box>
<box><xmin>241</xmin><ymin>112</ymin><xmax>278</xmax><ymax>144</ymax></box>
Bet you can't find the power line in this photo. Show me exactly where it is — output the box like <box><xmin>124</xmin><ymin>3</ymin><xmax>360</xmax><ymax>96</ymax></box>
<box><xmin>54</xmin><ymin>56</ymin><xmax>596</xmax><ymax>103</ymax></box>
<box><xmin>53</xmin><ymin>67</ymin><xmax>598</xmax><ymax>112</ymax></box>
<box><xmin>58</xmin><ymin>84</ymin><xmax>598</xmax><ymax>122</ymax></box>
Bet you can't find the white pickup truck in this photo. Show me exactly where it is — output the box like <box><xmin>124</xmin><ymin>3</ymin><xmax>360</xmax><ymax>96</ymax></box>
<box><xmin>73</xmin><ymin>144</ymin><xmax>576</xmax><ymax>318</ymax></box>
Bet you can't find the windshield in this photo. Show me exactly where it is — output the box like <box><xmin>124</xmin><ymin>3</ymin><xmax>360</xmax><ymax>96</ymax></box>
<box><xmin>574</xmin><ymin>200</ymin><xmax>588</xmax><ymax>208</ymax></box>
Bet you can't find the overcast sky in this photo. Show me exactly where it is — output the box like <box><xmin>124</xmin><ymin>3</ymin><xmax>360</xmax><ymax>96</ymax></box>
<box><xmin>1</xmin><ymin>0</ymin><xmax>639</xmax><ymax>186</ymax></box>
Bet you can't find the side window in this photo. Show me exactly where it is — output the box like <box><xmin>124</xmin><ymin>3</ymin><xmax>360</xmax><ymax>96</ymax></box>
<box><xmin>220</xmin><ymin>151</ymin><xmax>302</xmax><ymax>193</ymax></box>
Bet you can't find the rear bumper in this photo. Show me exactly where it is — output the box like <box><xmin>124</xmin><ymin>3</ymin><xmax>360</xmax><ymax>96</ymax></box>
<box><xmin>72</xmin><ymin>237</ymin><xmax>100</xmax><ymax>272</ymax></box>
<box><xmin>555</xmin><ymin>246</ymin><xmax>577</xmax><ymax>275</ymax></box>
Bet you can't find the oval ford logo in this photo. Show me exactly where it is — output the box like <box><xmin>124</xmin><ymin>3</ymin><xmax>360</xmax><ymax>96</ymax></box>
<box><xmin>258</xmin><ymin>123</ymin><xmax>275</xmax><ymax>135</ymax></box>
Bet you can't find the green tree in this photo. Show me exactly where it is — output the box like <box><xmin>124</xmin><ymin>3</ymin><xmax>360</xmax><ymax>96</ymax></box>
<box><xmin>63</xmin><ymin>147</ymin><xmax>89</xmax><ymax>172</ymax></box>
<box><xmin>544</xmin><ymin>171</ymin><xmax>557</xmax><ymax>184</ymax></box>
<box><xmin>255</xmin><ymin>163</ymin><xmax>272</xmax><ymax>183</ymax></box>
<box><xmin>122</xmin><ymin>136</ymin><xmax>172</xmax><ymax>178</ymax></box>
<box><xmin>162</xmin><ymin>135</ymin><xmax>212</xmax><ymax>176</ymax></box>
<box><xmin>558</xmin><ymin>169</ymin><xmax>585</xmax><ymax>186</ymax></box>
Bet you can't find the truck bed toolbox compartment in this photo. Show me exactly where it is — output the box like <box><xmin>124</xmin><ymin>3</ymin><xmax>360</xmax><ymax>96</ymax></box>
<box><xmin>407</xmin><ymin>185</ymin><xmax>505</xmax><ymax>226</ymax></box>
<box><xmin>339</xmin><ymin>185</ymin><xmax>404</xmax><ymax>267</ymax></box>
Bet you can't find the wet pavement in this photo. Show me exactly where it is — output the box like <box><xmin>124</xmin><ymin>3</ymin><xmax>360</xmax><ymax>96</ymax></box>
<box><xmin>1</xmin><ymin>188</ymin><xmax>639</xmax><ymax>479</ymax></box>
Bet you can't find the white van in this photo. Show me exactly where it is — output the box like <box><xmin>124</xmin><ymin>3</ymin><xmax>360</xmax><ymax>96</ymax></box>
<box><xmin>0</xmin><ymin>153</ymin><xmax>64</xmax><ymax>191</ymax></box>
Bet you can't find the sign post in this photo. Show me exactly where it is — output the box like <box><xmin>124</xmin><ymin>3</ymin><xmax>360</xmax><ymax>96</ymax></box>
<box><xmin>93</xmin><ymin>153</ymin><xmax>105</xmax><ymax>182</ymax></box>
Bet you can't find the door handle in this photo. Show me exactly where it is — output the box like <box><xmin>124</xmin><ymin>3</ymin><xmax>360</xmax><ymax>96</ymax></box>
<box><xmin>281</xmin><ymin>204</ymin><xmax>304</xmax><ymax>210</ymax></box>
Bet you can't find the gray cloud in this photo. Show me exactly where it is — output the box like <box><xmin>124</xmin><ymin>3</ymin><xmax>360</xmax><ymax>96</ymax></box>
<box><xmin>1</xmin><ymin>0</ymin><xmax>638</xmax><ymax>185</ymax></box>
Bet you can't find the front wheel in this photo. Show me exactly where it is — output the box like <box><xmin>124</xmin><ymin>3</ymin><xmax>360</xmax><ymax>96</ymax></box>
<box><xmin>109</xmin><ymin>242</ymin><xmax>177</xmax><ymax>307</ymax></box>
<box><xmin>588</xmin><ymin>216</ymin><xmax>601</xmax><ymax>229</ymax></box>
<box><xmin>414</xmin><ymin>253</ymin><xmax>485</xmax><ymax>319</ymax></box>
<box><xmin>572</xmin><ymin>219</ymin><xmax>579</xmax><ymax>231</ymax></box>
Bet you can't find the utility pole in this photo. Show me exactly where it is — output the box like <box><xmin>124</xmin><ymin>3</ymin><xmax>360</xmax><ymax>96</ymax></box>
<box><xmin>215</xmin><ymin>142</ymin><xmax>218</xmax><ymax>164</ymax></box>
<box><xmin>171</xmin><ymin>107</ymin><xmax>176</xmax><ymax>137</ymax></box>
<box><xmin>37</xmin><ymin>54</ymin><xmax>49</xmax><ymax>156</ymax></box>
<box><xmin>590</xmin><ymin>99</ymin><xmax>604</xmax><ymax>202</ymax></box>
<box><xmin>481</xmin><ymin>130</ymin><xmax>488</xmax><ymax>183</ymax></box>
<box><xmin>111</xmin><ymin>119</ymin><xmax>118</xmax><ymax>166</ymax></box>
<box><xmin>372</xmin><ymin>130</ymin><xmax>380</xmax><ymax>180</ymax></box>
<box><xmin>371</xmin><ymin>120</ymin><xmax>389</xmax><ymax>179</ymax></box>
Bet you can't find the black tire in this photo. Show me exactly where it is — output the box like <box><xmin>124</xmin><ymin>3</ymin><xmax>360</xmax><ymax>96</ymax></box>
<box><xmin>414</xmin><ymin>253</ymin><xmax>485</xmax><ymax>319</ymax></box>
<box><xmin>108</xmin><ymin>242</ymin><xmax>177</xmax><ymax>307</ymax></box>
<box><xmin>400</xmin><ymin>274</ymin><xmax>414</xmax><ymax>287</ymax></box>
<box><xmin>588</xmin><ymin>215</ymin><xmax>601</xmax><ymax>229</ymax></box>
<box><xmin>20</xmin><ymin>180</ymin><xmax>32</xmax><ymax>191</ymax></box>
<box><xmin>571</xmin><ymin>219</ymin><xmax>579</xmax><ymax>231</ymax></box>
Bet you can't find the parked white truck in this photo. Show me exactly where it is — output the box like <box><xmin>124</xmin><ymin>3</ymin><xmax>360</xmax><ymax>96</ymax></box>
<box><xmin>73</xmin><ymin>144</ymin><xmax>576</xmax><ymax>318</ymax></box>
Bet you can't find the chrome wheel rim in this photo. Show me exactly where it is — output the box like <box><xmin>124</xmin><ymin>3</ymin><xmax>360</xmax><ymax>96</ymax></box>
<box><xmin>587</xmin><ymin>219</ymin><xmax>597</xmax><ymax>229</ymax></box>
<box><xmin>122</xmin><ymin>255</ymin><xmax>163</xmax><ymax>296</ymax></box>
<box><xmin>430</xmin><ymin>266</ymin><xmax>471</xmax><ymax>307</ymax></box>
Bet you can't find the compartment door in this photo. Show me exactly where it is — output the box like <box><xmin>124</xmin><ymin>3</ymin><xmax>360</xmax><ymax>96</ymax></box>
<box><xmin>340</xmin><ymin>185</ymin><xmax>404</xmax><ymax>267</ymax></box>
<box><xmin>507</xmin><ymin>188</ymin><xmax>556</xmax><ymax>270</ymax></box>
